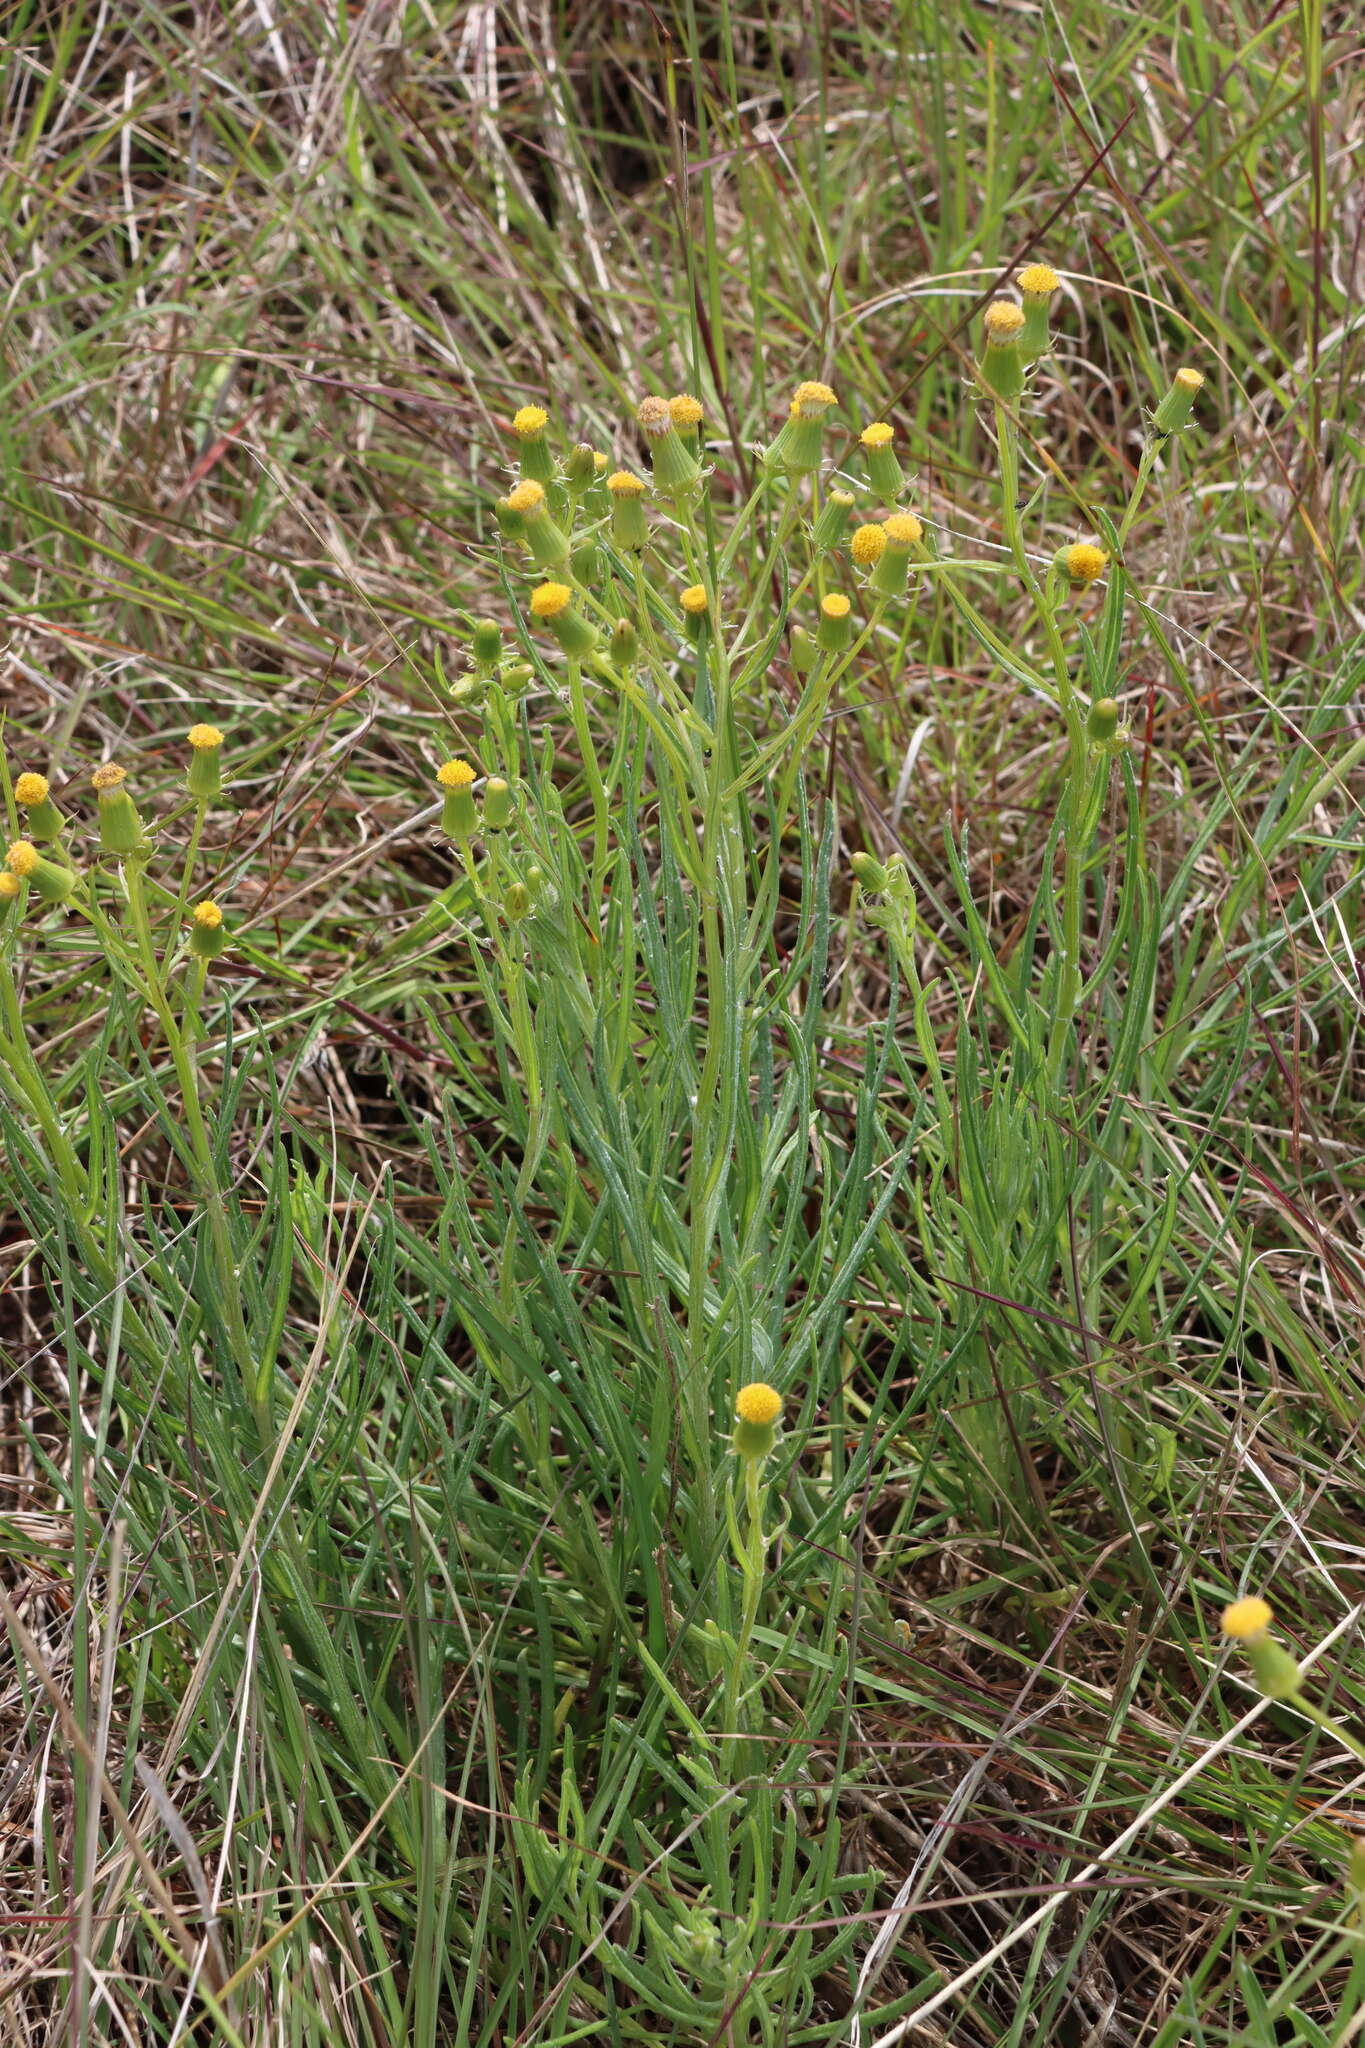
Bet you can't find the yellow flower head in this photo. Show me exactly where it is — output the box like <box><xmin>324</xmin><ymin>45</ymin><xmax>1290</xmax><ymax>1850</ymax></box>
<box><xmin>790</xmin><ymin>379</ymin><xmax>837</xmax><ymax>419</ymax></box>
<box><xmin>0</xmin><ymin>872</ymin><xmax>18</xmax><ymax>900</ymax></box>
<box><xmin>821</xmin><ymin>593</ymin><xmax>852</xmax><ymax>620</ymax></box>
<box><xmin>851</xmin><ymin>523</ymin><xmax>887</xmax><ymax>567</ymax></box>
<box><xmin>669</xmin><ymin>393</ymin><xmax>703</xmax><ymax>429</ymax></box>
<box><xmin>530</xmin><ymin>581</ymin><xmax>573</xmax><ymax>621</ymax></box>
<box><xmin>188</xmin><ymin>723</ymin><xmax>224</xmax><ymax>750</ymax></box>
<box><xmin>6</xmin><ymin>840</ymin><xmax>39</xmax><ymax>876</ymax></box>
<box><xmin>91</xmin><ymin>762</ymin><xmax>126</xmax><ymax>792</ymax></box>
<box><xmin>192</xmin><ymin>899</ymin><xmax>224</xmax><ymax>930</ymax></box>
<box><xmin>1064</xmin><ymin>542</ymin><xmax>1109</xmax><ymax>584</ymax></box>
<box><xmin>592</xmin><ymin>450</ymin><xmax>609</xmax><ymax>473</ymax></box>
<box><xmin>1175</xmin><ymin>367</ymin><xmax>1205</xmax><ymax>393</ymax></box>
<box><xmin>437</xmin><ymin>758</ymin><xmax>477</xmax><ymax>789</ymax></box>
<box><xmin>735</xmin><ymin>1382</ymin><xmax>783</xmax><ymax>1427</ymax></box>
<box><xmin>607</xmin><ymin>470</ymin><xmax>646</xmax><ymax>497</ymax></box>
<box><xmin>1221</xmin><ymin>1596</ymin><xmax>1273</xmax><ymax>1641</ymax></box>
<box><xmin>1018</xmin><ymin>264</ymin><xmax>1061</xmax><ymax>296</ymax></box>
<box><xmin>637</xmin><ymin>396</ymin><xmax>673</xmax><ymax>437</ymax></box>
<box><xmin>15</xmin><ymin>772</ymin><xmax>49</xmax><ymax>806</ymax></box>
<box><xmin>983</xmin><ymin>300</ymin><xmax>1026</xmax><ymax>342</ymax></box>
<box><xmin>884</xmin><ymin>512</ymin><xmax>923</xmax><ymax>547</ymax></box>
<box><xmin>512</xmin><ymin>404</ymin><xmax>549</xmax><ymax>437</ymax></box>
<box><xmin>680</xmin><ymin>584</ymin><xmax>709</xmax><ymax>616</ymax></box>
<box><xmin>505</xmin><ymin>479</ymin><xmax>547</xmax><ymax>516</ymax></box>
<box><xmin>860</xmin><ymin>421</ymin><xmax>895</xmax><ymax>450</ymax></box>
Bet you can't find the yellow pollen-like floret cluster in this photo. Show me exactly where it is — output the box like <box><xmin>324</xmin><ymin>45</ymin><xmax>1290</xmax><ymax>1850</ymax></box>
<box><xmin>1221</xmin><ymin>1596</ymin><xmax>1273</xmax><ymax>1640</ymax></box>
<box><xmin>437</xmin><ymin>758</ymin><xmax>477</xmax><ymax>789</ymax></box>
<box><xmin>884</xmin><ymin>512</ymin><xmax>923</xmax><ymax>546</ymax></box>
<box><xmin>607</xmin><ymin>471</ymin><xmax>646</xmax><ymax>497</ymax></box>
<box><xmin>188</xmin><ymin>723</ymin><xmax>224</xmax><ymax>750</ymax></box>
<box><xmin>512</xmin><ymin>405</ymin><xmax>548</xmax><ymax>437</ymax></box>
<box><xmin>735</xmin><ymin>1382</ymin><xmax>783</xmax><ymax>1427</ymax></box>
<box><xmin>192</xmin><ymin>900</ymin><xmax>224</xmax><ymax>930</ymax></box>
<box><xmin>680</xmin><ymin>585</ymin><xmax>709</xmax><ymax>615</ymax></box>
<box><xmin>791</xmin><ymin>380</ymin><xmax>837</xmax><ymax>418</ymax></box>
<box><xmin>860</xmin><ymin>421</ymin><xmax>894</xmax><ymax>449</ymax></box>
<box><xmin>592</xmin><ymin>450</ymin><xmax>609</xmax><ymax>473</ymax></box>
<box><xmin>851</xmin><ymin>523</ymin><xmax>887</xmax><ymax>566</ymax></box>
<box><xmin>1018</xmin><ymin>264</ymin><xmax>1061</xmax><ymax>295</ymax></box>
<box><xmin>15</xmin><ymin>773</ymin><xmax>49</xmax><ymax>805</ymax></box>
<box><xmin>669</xmin><ymin>394</ymin><xmax>703</xmax><ymax>428</ymax></box>
<box><xmin>1065</xmin><ymin>542</ymin><xmax>1109</xmax><ymax>583</ymax></box>
<box><xmin>7</xmin><ymin>840</ymin><xmax>39</xmax><ymax>876</ymax></box>
<box><xmin>636</xmin><ymin>396</ymin><xmax>673</xmax><ymax>436</ymax></box>
<box><xmin>821</xmin><ymin>594</ymin><xmax>852</xmax><ymax>620</ymax></box>
<box><xmin>530</xmin><ymin>581</ymin><xmax>573</xmax><ymax>620</ymax></box>
<box><xmin>983</xmin><ymin>300</ymin><xmax>1026</xmax><ymax>340</ymax></box>
<box><xmin>1175</xmin><ymin>367</ymin><xmax>1205</xmax><ymax>393</ymax></box>
<box><xmin>0</xmin><ymin>872</ymin><xmax>18</xmax><ymax>900</ymax></box>
<box><xmin>505</xmin><ymin>479</ymin><xmax>546</xmax><ymax>515</ymax></box>
<box><xmin>91</xmin><ymin>762</ymin><xmax>126</xmax><ymax>791</ymax></box>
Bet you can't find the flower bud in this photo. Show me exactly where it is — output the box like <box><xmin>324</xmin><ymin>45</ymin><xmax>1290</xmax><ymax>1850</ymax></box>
<box><xmin>437</xmin><ymin>758</ymin><xmax>478</xmax><ymax>840</ymax></box>
<box><xmin>767</xmin><ymin>379</ymin><xmax>838</xmax><ymax>475</ymax></box>
<box><xmin>189</xmin><ymin>899</ymin><xmax>229</xmax><ymax>959</ymax></box>
<box><xmin>1246</xmin><ymin>1633</ymin><xmax>1303</xmax><ymax>1702</ymax></box>
<box><xmin>1086</xmin><ymin>698</ymin><xmax>1122</xmax><ymax>745</ymax></box>
<box><xmin>859</xmin><ymin>421</ymin><xmax>904</xmax><ymax>502</ymax></box>
<box><xmin>565</xmin><ymin>441</ymin><xmax>597</xmax><ymax>489</ymax></box>
<box><xmin>607</xmin><ymin>471</ymin><xmax>649</xmax><ymax>551</ymax></box>
<box><xmin>186</xmin><ymin>723</ymin><xmax>224</xmax><ymax>801</ymax></box>
<box><xmin>980</xmin><ymin>300</ymin><xmax>1026</xmax><ymax>402</ymax></box>
<box><xmin>529</xmin><ymin>581</ymin><xmax>598</xmax><ymax>659</ymax></box>
<box><xmin>867</xmin><ymin>512</ymin><xmax>924</xmax><ymax>601</ymax></box>
<box><xmin>790</xmin><ymin>626</ymin><xmax>818</xmax><ymax>675</ymax></box>
<box><xmin>816</xmin><ymin>591</ymin><xmax>853</xmax><ymax>654</ymax></box>
<box><xmin>91</xmin><ymin>763</ymin><xmax>144</xmax><ymax>856</ymax></box>
<box><xmin>483</xmin><ymin>777</ymin><xmax>515</xmax><ymax>830</ymax></box>
<box><xmin>494</xmin><ymin>495</ymin><xmax>525</xmax><ymax>543</ymax></box>
<box><xmin>811</xmin><ymin>487</ymin><xmax>855</xmax><ymax>552</ymax></box>
<box><xmin>15</xmin><ymin>771</ymin><xmax>63</xmax><ymax>842</ymax></box>
<box><xmin>512</xmin><ymin>403</ymin><xmax>554</xmax><ymax>486</ymax></box>
<box><xmin>571</xmin><ymin>540</ymin><xmax>601</xmax><ymax>586</ymax></box>
<box><xmin>609</xmin><ymin>617</ymin><xmax>638</xmax><ymax>668</ymax></box>
<box><xmin>472</xmin><ymin>618</ymin><xmax>503</xmax><ymax>670</ymax></box>
<box><xmin>6</xmin><ymin>838</ymin><xmax>75</xmax><ymax>904</ymax></box>
<box><xmin>1017</xmin><ymin>264</ymin><xmax>1061</xmax><ymax>358</ymax></box>
<box><xmin>504</xmin><ymin>880</ymin><xmax>532</xmax><ymax>921</ymax></box>
<box><xmin>637</xmin><ymin>396</ymin><xmax>700</xmax><ymax>494</ymax></box>
<box><xmin>505</xmin><ymin>480</ymin><xmax>570</xmax><ymax>571</ymax></box>
<box><xmin>1152</xmin><ymin>366</ymin><xmax>1204</xmax><ymax>436</ymax></box>
<box><xmin>850</xmin><ymin>850</ymin><xmax>889</xmax><ymax>891</ymax></box>
<box><xmin>732</xmin><ymin>1381</ymin><xmax>783</xmax><ymax>1462</ymax></box>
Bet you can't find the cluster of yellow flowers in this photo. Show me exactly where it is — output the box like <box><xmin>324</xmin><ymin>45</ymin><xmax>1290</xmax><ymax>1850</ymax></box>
<box><xmin>3</xmin><ymin>729</ymin><xmax>231</xmax><ymax>958</ymax></box>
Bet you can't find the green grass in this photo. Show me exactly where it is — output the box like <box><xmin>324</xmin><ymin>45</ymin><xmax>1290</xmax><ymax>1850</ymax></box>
<box><xmin>1</xmin><ymin>1</ymin><xmax>1364</xmax><ymax>2043</ymax></box>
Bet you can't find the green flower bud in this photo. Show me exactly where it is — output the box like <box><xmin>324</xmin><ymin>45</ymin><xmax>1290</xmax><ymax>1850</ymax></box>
<box><xmin>606</xmin><ymin>471</ymin><xmax>649</xmax><ymax>551</ymax></box>
<box><xmin>91</xmin><ymin>764</ymin><xmax>143</xmax><ymax>856</ymax></box>
<box><xmin>483</xmin><ymin>777</ymin><xmax>515</xmax><ymax>830</ymax></box>
<box><xmin>766</xmin><ymin>380</ymin><xmax>838</xmax><ymax>476</ymax></box>
<box><xmin>816</xmin><ymin>593</ymin><xmax>853</xmax><ymax>654</ymax></box>
<box><xmin>859</xmin><ymin>422</ymin><xmax>904</xmax><ymax>502</ymax></box>
<box><xmin>565</xmin><ymin>442</ymin><xmax>597</xmax><ymax>488</ymax></box>
<box><xmin>1152</xmin><ymin>367</ymin><xmax>1205</xmax><ymax>436</ymax></box>
<box><xmin>1246</xmin><ymin>1633</ymin><xmax>1302</xmax><ymax>1702</ymax></box>
<box><xmin>790</xmin><ymin>626</ymin><xmax>818</xmax><ymax>675</ymax></box>
<box><xmin>472</xmin><ymin>618</ymin><xmax>503</xmax><ymax>669</ymax></box>
<box><xmin>504</xmin><ymin>880</ymin><xmax>532</xmax><ymax>921</ymax></box>
<box><xmin>637</xmin><ymin>397</ymin><xmax>700</xmax><ymax>494</ymax></box>
<box><xmin>609</xmin><ymin>617</ymin><xmax>638</xmax><ymax>668</ymax></box>
<box><xmin>186</xmin><ymin>724</ymin><xmax>224</xmax><ymax>801</ymax></box>
<box><xmin>980</xmin><ymin>301</ymin><xmax>1026</xmax><ymax>402</ymax></box>
<box><xmin>811</xmin><ymin>487</ymin><xmax>856</xmax><ymax>552</ymax></box>
<box><xmin>850</xmin><ymin>850</ymin><xmax>890</xmax><ymax>891</ymax></box>
<box><xmin>1086</xmin><ymin>698</ymin><xmax>1121</xmax><ymax>744</ymax></box>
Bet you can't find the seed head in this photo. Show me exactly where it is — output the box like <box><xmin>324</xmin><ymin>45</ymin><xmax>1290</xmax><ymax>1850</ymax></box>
<box><xmin>851</xmin><ymin>523</ymin><xmax>887</xmax><ymax>567</ymax></box>
<box><xmin>636</xmin><ymin>396</ymin><xmax>673</xmax><ymax>437</ymax></box>
<box><xmin>188</xmin><ymin>723</ymin><xmax>224</xmax><ymax>750</ymax></box>
<box><xmin>669</xmin><ymin>393</ymin><xmax>703</xmax><ymax>429</ymax></box>
<box><xmin>1018</xmin><ymin>264</ymin><xmax>1060</xmax><ymax>296</ymax></box>
<box><xmin>91</xmin><ymin>762</ymin><xmax>126</xmax><ymax>792</ymax></box>
<box><xmin>6</xmin><ymin>840</ymin><xmax>38</xmax><ymax>876</ymax></box>
<box><xmin>1063</xmin><ymin>542</ymin><xmax>1109</xmax><ymax>584</ymax></box>
<box><xmin>15</xmin><ymin>773</ymin><xmax>49</xmax><ymax>806</ymax></box>
<box><xmin>607</xmin><ymin>470</ymin><xmax>646</xmax><ymax>497</ymax></box>
<box><xmin>735</xmin><ymin>1382</ymin><xmax>783</xmax><ymax>1427</ymax></box>
<box><xmin>790</xmin><ymin>380</ymin><xmax>837</xmax><ymax>418</ymax></box>
<box><xmin>1221</xmin><ymin>1596</ymin><xmax>1273</xmax><ymax>1641</ymax></box>
<box><xmin>984</xmin><ymin>300</ymin><xmax>1026</xmax><ymax>342</ymax></box>
<box><xmin>505</xmin><ymin>479</ymin><xmax>547</xmax><ymax>516</ymax></box>
<box><xmin>192</xmin><ymin>899</ymin><xmax>224</xmax><ymax>930</ymax></box>
<box><xmin>860</xmin><ymin>421</ymin><xmax>894</xmax><ymax>450</ymax></box>
<box><xmin>821</xmin><ymin>593</ymin><xmax>851</xmax><ymax>620</ymax></box>
<box><xmin>530</xmin><ymin>581</ymin><xmax>573</xmax><ymax>621</ymax></box>
<box><xmin>884</xmin><ymin>512</ymin><xmax>923</xmax><ymax>547</ymax></box>
<box><xmin>512</xmin><ymin>405</ymin><xmax>549</xmax><ymax>437</ymax></box>
<box><xmin>437</xmin><ymin>758</ymin><xmax>477</xmax><ymax>789</ymax></box>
